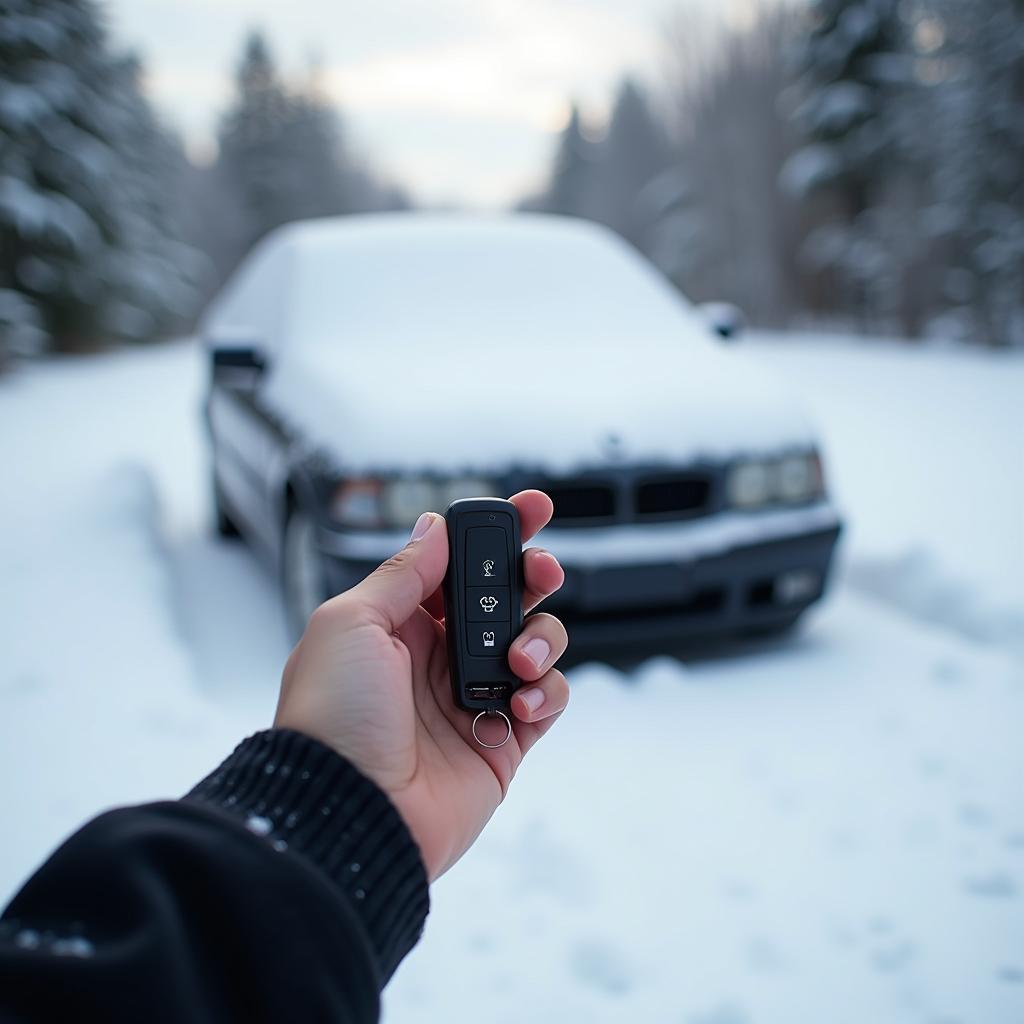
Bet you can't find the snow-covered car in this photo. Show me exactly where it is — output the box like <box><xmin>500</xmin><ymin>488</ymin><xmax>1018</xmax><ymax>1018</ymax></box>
<box><xmin>202</xmin><ymin>214</ymin><xmax>842</xmax><ymax>644</ymax></box>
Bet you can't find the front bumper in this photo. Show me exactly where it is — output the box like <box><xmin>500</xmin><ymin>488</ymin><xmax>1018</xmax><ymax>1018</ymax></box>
<box><xmin>317</xmin><ymin>503</ymin><xmax>843</xmax><ymax>650</ymax></box>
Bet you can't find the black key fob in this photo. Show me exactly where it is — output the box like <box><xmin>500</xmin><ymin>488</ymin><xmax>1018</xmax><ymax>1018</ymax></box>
<box><xmin>443</xmin><ymin>497</ymin><xmax>524</xmax><ymax>718</ymax></box>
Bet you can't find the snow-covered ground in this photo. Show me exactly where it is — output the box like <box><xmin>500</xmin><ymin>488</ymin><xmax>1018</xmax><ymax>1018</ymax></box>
<box><xmin>0</xmin><ymin>332</ymin><xmax>1021</xmax><ymax>1023</ymax></box>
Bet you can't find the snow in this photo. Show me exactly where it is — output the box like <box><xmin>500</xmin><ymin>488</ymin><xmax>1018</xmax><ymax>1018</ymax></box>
<box><xmin>206</xmin><ymin>215</ymin><xmax>819</xmax><ymax>474</ymax></box>
<box><xmin>268</xmin><ymin>329</ymin><xmax>818</xmax><ymax>475</ymax></box>
<box><xmin>746</xmin><ymin>331</ymin><xmax>1024</xmax><ymax>653</ymax></box>
<box><xmin>1</xmin><ymin>331</ymin><xmax>1022</xmax><ymax>1023</ymax></box>
<box><xmin>332</xmin><ymin>502</ymin><xmax>841</xmax><ymax>569</ymax></box>
<box><xmin>803</xmin><ymin>82</ymin><xmax>874</xmax><ymax>135</ymax></box>
<box><xmin>780</xmin><ymin>143</ymin><xmax>842</xmax><ymax>198</ymax></box>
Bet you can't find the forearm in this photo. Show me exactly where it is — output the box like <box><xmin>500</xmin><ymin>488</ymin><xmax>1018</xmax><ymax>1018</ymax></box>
<box><xmin>0</xmin><ymin>730</ymin><xmax>429</xmax><ymax>1023</ymax></box>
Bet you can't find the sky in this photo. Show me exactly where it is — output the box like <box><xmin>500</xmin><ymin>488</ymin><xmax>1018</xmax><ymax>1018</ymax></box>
<box><xmin>102</xmin><ymin>0</ymin><xmax>763</xmax><ymax>208</ymax></box>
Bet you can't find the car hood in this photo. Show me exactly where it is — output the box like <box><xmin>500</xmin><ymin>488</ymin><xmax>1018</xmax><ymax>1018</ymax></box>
<box><xmin>263</xmin><ymin>331</ymin><xmax>818</xmax><ymax>476</ymax></box>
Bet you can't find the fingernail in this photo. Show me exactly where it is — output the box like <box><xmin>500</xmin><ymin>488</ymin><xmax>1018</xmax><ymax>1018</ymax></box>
<box><xmin>409</xmin><ymin>512</ymin><xmax>434</xmax><ymax>542</ymax></box>
<box><xmin>521</xmin><ymin>636</ymin><xmax>550</xmax><ymax>670</ymax></box>
<box><xmin>518</xmin><ymin>686</ymin><xmax>545</xmax><ymax>713</ymax></box>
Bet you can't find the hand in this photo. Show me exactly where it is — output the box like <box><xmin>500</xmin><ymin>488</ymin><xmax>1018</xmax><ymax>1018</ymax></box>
<box><xmin>274</xmin><ymin>490</ymin><xmax>569</xmax><ymax>881</ymax></box>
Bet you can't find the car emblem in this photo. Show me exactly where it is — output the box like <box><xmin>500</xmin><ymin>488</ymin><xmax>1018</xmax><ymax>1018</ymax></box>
<box><xmin>601</xmin><ymin>432</ymin><xmax>625</xmax><ymax>461</ymax></box>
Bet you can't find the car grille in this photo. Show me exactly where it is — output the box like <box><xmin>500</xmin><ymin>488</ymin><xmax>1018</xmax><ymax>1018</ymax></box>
<box><xmin>525</xmin><ymin>469</ymin><xmax>718</xmax><ymax>526</ymax></box>
<box><xmin>544</xmin><ymin>482</ymin><xmax>617</xmax><ymax>521</ymax></box>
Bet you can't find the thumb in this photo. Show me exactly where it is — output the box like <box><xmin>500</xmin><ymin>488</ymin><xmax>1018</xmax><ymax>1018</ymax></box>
<box><xmin>348</xmin><ymin>511</ymin><xmax>448</xmax><ymax>632</ymax></box>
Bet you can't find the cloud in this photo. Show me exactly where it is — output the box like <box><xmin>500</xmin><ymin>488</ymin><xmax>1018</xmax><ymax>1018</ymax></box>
<box><xmin>108</xmin><ymin>0</ymin><xmax>663</xmax><ymax>205</ymax></box>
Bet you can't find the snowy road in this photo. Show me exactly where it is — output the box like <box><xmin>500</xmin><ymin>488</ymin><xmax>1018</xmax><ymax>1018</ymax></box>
<box><xmin>0</xmin><ymin>335</ymin><xmax>1021</xmax><ymax>1023</ymax></box>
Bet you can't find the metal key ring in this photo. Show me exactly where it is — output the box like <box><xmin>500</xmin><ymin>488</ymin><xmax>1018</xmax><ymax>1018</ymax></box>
<box><xmin>472</xmin><ymin>709</ymin><xmax>512</xmax><ymax>749</ymax></box>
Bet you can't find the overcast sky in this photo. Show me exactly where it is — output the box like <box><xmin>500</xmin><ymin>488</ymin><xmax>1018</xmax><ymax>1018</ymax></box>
<box><xmin>103</xmin><ymin>0</ymin><xmax>760</xmax><ymax>208</ymax></box>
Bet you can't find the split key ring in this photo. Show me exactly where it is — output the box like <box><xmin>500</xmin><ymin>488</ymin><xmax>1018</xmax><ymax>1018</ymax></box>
<box><xmin>472</xmin><ymin>709</ymin><xmax>512</xmax><ymax>749</ymax></box>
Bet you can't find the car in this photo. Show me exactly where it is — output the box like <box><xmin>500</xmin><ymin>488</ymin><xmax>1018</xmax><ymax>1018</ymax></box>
<box><xmin>201</xmin><ymin>213</ymin><xmax>842</xmax><ymax>646</ymax></box>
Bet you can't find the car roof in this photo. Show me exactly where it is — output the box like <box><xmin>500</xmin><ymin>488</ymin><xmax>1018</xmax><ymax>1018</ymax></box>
<box><xmin>201</xmin><ymin>212</ymin><xmax>696</xmax><ymax>353</ymax></box>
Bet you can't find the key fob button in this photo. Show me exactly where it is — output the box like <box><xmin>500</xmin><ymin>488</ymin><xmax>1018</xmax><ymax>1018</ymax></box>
<box><xmin>466</xmin><ymin>527</ymin><xmax>509</xmax><ymax>585</ymax></box>
<box><xmin>467</xmin><ymin>621</ymin><xmax>510</xmax><ymax>657</ymax></box>
<box><xmin>466</xmin><ymin>586</ymin><xmax>511</xmax><ymax>621</ymax></box>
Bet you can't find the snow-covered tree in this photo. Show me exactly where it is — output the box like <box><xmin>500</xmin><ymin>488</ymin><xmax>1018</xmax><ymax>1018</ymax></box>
<box><xmin>664</xmin><ymin>6</ymin><xmax>804</xmax><ymax>324</ymax></box>
<box><xmin>541</xmin><ymin>105</ymin><xmax>597</xmax><ymax>220</ymax></box>
<box><xmin>923</xmin><ymin>0</ymin><xmax>1024</xmax><ymax>346</ymax></box>
<box><xmin>210</xmin><ymin>32</ymin><xmax>407</xmax><ymax>288</ymax></box>
<box><xmin>782</xmin><ymin>0</ymin><xmax>921</xmax><ymax>329</ymax></box>
<box><xmin>0</xmin><ymin>0</ymin><xmax>197</xmax><ymax>357</ymax></box>
<box><xmin>214</xmin><ymin>32</ymin><xmax>302</xmax><ymax>265</ymax></box>
<box><xmin>590</xmin><ymin>79</ymin><xmax>675</xmax><ymax>250</ymax></box>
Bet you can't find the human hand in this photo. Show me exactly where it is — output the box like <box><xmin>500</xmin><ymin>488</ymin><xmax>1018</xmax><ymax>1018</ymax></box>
<box><xmin>274</xmin><ymin>490</ymin><xmax>569</xmax><ymax>881</ymax></box>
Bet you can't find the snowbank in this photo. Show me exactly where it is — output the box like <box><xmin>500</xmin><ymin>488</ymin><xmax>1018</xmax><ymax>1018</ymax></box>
<box><xmin>1</xmin><ymin>332</ymin><xmax>1021</xmax><ymax>1023</ymax></box>
<box><xmin>746</xmin><ymin>331</ymin><xmax>1024</xmax><ymax>648</ymax></box>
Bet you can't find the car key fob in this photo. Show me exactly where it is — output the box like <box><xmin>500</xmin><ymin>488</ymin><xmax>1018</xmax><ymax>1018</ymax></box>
<box><xmin>443</xmin><ymin>498</ymin><xmax>524</xmax><ymax>743</ymax></box>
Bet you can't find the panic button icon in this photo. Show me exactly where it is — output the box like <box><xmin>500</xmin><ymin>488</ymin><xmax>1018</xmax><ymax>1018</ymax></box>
<box><xmin>479</xmin><ymin>595</ymin><xmax>499</xmax><ymax>614</ymax></box>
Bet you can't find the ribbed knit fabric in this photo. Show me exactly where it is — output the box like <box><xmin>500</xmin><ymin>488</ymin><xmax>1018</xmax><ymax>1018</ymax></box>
<box><xmin>186</xmin><ymin>729</ymin><xmax>429</xmax><ymax>983</ymax></box>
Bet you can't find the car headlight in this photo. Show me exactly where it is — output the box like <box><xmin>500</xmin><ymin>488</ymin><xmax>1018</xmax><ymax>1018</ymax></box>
<box><xmin>776</xmin><ymin>453</ymin><xmax>822</xmax><ymax>503</ymax></box>
<box><xmin>726</xmin><ymin>460</ymin><xmax>775</xmax><ymax>508</ymax></box>
<box><xmin>331</xmin><ymin>476</ymin><xmax>498</xmax><ymax>529</ymax></box>
<box><xmin>726</xmin><ymin>452</ymin><xmax>823</xmax><ymax>510</ymax></box>
<box><xmin>330</xmin><ymin>479</ymin><xmax>384</xmax><ymax>527</ymax></box>
<box><xmin>381</xmin><ymin>479</ymin><xmax>441</xmax><ymax>528</ymax></box>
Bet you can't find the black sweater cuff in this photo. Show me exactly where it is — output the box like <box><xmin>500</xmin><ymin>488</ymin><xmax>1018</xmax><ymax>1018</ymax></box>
<box><xmin>185</xmin><ymin>729</ymin><xmax>429</xmax><ymax>982</ymax></box>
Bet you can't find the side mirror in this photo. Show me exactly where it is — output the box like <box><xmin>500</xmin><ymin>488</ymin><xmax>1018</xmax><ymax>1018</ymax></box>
<box><xmin>209</xmin><ymin>343</ymin><xmax>269</xmax><ymax>387</ymax></box>
<box><xmin>211</xmin><ymin>346</ymin><xmax>267</xmax><ymax>372</ymax></box>
<box><xmin>698</xmin><ymin>302</ymin><xmax>746</xmax><ymax>340</ymax></box>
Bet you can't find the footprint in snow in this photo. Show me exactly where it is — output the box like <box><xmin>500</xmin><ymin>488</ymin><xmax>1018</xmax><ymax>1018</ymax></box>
<box><xmin>465</xmin><ymin>931</ymin><xmax>496</xmax><ymax>955</ymax></box>
<box><xmin>866</xmin><ymin>914</ymin><xmax>894</xmax><ymax>936</ymax></box>
<box><xmin>1004</xmin><ymin>832</ymin><xmax>1024</xmax><ymax>852</ymax></box>
<box><xmin>957</xmin><ymin>801</ymin><xmax>993</xmax><ymax>829</ymax></box>
<box><xmin>918</xmin><ymin>753</ymin><xmax>949</xmax><ymax>780</ymax></box>
<box><xmin>931</xmin><ymin>658</ymin><xmax>967</xmax><ymax>687</ymax></box>
<box><xmin>0</xmin><ymin>672</ymin><xmax>47</xmax><ymax>697</ymax></box>
<box><xmin>512</xmin><ymin>820</ymin><xmax>591</xmax><ymax>905</ymax></box>
<box><xmin>869</xmin><ymin>938</ymin><xmax>918</xmax><ymax>973</ymax></box>
<box><xmin>720</xmin><ymin>879</ymin><xmax>758</xmax><ymax>904</ymax></box>
<box><xmin>744</xmin><ymin>935</ymin><xmax>788</xmax><ymax>973</ymax></box>
<box><xmin>685</xmin><ymin>1001</ymin><xmax>752</xmax><ymax>1024</ymax></box>
<box><xmin>963</xmin><ymin>871</ymin><xmax>1018</xmax><ymax>900</ymax></box>
<box><xmin>569</xmin><ymin>939</ymin><xmax>633</xmax><ymax>995</ymax></box>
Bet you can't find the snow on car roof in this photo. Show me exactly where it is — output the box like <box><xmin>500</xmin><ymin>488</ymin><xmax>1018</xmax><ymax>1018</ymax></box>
<box><xmin>204</xmin><ymin>212</ymin><xmax>704</xmax><ymax>353</ymax></box>
<box><xmin>204</xmin><ymin>212</ymin><xmax>819</xmax><ymax>474</ymax></box>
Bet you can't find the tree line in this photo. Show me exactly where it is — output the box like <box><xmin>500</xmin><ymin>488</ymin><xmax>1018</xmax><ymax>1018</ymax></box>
<box><xmin>525</xmin><ymin>0</ymin><xmax>1023</xmax><ymax>347</ymax></box>
<box><xmin>0</xmin><ymin>1</ymin><xmax>405</xmax><ymax>359</ymax></box>
<box><xmin>2</xmin><ymin>0</ymin><xmax>1020</xmax><ymax>359</ymax></box>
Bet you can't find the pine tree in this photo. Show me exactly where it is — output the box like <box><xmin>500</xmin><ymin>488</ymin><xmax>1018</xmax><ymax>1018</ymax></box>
<box><xmin>542</xmin><ymin>105</ymin><xmax>596</xmax><ymax>219</ymax></box>
<box><xmin>215</xmin><ymin>32</ymin><xmax>295</xmax><ymax>263</ymax></box>
<box><xmin>664</xmin><ymin>6</ymin><xmax>804</xmax><ymax>324</ymax></box>
<box><xmin>783</xmin><ymin>0</ymin><xmax>918</xmax><ymax>328</ymax></box>
<box><xmin>925</xmin><ymin>0</ymin><xmax>1024</xmax><ymax>346</ymax></box>
<box><xmin>591</xmin><ymin>79</ymin><xmax>674</xmax><ymax>250</ymax></box>
<box><xmin>0</xmin><ymin>0</ymin><xmax>196</xmax><ymax>356</ymax></box>
<box><xmin>101</xmin><ymin>55</ymin><xmax>199</xmax><ymax>340</ymax></box>
<box><xmin>213</xmin><ymin>32</ymin><xmax>387</xmax><ymax>282</ymax></box>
